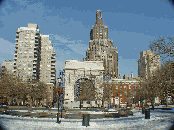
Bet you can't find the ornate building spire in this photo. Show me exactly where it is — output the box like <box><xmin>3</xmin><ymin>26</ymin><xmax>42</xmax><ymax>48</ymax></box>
<box><xmin>84</xmin><ymin>10</ymin><xmax>118</xmax><ymax>78</ymax></box>
<box><xmin>95</xmin><ymin>10</ymin><xmax>103</xmax><ymax>25</ymax></box>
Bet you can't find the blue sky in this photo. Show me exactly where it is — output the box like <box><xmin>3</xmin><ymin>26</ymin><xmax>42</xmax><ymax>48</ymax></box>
<box><xmin>0</xmin><ymin>0</ymin><xmax>174</xmax><ymax>78</ymax></box>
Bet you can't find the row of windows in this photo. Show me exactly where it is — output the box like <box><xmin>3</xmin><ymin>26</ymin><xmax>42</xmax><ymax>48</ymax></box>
<box><xmin>17</xmin><ymin>64</ymin><xmax>33</xmax><ymax>67</ymax></box>
<box><xmin>115</xmin><ymin>85</ymin><xmax>137</xmax><ymax>90</ymax></box>
<box><xmin>18</xmin><ymin>48</ymin><xmax>33</xmax><ymax>51</ymax></box>
<box><xmin>19</xmin><ymin>44</ymin><xmax>35</xmax><ymax>47</ymax></box>
<box><xmin>40</xmin><ymin>61</ymin><xmax>51</xmax><ymax>63</ymax></box>
<box><xmin>22</xmin><ymin>60</ymin><xmax>32</xmax><ymax>62</ymax></box>
<box><xmin>19</xmin><ymin>30</ymin><xmax>36</xmax><ymax>33</ymax></box>
<box><xmin>18</xmin><ymin>52</ymin><xmax>33</xmax><ymax>54</ymax></box>
<box><xmin>20</xmin><ymin>33</ymin><xmax>35</xmax><ymax>36</ymax></box>
<box><xmin>19</xmin><ymin>36</ymin><xmax>35</xmax><ymax>40</ymax></box>
<box><xmin>18</xmin><ymin>56</ymin><xmax>33</xmax><ymax>58</ymax></box>
<box><xmin>18</xmin><ymin>60</ymin><xmax>32</xmax><ymax>63</ymax></box>
<box><xmin>17</xmin><ymin>67</ymin><xmax>33</xmax><ymax>71</ymax></box>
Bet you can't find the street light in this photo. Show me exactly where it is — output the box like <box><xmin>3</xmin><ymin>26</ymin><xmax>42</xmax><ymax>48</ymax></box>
<box><xmin>56</xmin><ymin>77</ymin><xmax>62</xmax><ymax>123</ymax></box>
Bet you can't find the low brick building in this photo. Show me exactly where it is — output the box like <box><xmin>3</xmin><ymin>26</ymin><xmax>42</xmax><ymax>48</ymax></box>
<box><xmin>104</xmin><ymin>78</ymin><xmax>140</xmax><ymax>108</ymax></box>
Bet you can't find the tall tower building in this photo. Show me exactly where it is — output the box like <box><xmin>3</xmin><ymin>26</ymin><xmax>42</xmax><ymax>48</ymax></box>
<box><xmin>39</xmin><ymin>35</ymin><xmax>56</xmax><ymax>105</ymax></box>
<box><xmin>83</xmin><ymin>10</ymin><xmax>118</xmax><ymax>78</ymax></box>
<box><xmin>138</xmin><ymin>50</ymin><xmax>160</xmax><ymax>78</ymax></box>
<box><xmin>14</xmin><ymin>23</ymin><xmax>41</xmax><ymax>82</ymax></box>
<box><xmin>40</xmin><ymin>35</ymin><xmax>56</xmax><ymax>84</ymax></box>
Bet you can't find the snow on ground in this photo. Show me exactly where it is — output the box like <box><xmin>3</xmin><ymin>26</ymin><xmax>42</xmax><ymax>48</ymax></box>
<box><xmin>8</xmin><ymin>110</ymin><xmax>29</xmax><ymax>112</ymax></box>
<box><xmin>0</xmin><ymin>111</ymin><xmax>174</xmax><ymax>130</ymax></box>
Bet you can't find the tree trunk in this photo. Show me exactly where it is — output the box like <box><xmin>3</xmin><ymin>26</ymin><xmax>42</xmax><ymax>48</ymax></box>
<box><xmin>151</xmin><ymin>97</ymin><xmax>154</xmax><ymax>109</ymax></box>
<box><xmin>166</xmin><ymin>94</ymin><xmax>168</xmax><ymax>107</ymax></box>
<box><xmin>29</xmin><ymin>97</ymin><xmax>32</xmax><ymax>107</ymax></box>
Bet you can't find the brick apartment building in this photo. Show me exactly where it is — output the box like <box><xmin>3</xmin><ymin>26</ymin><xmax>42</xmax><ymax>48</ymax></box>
<box><xmin>104</xmin><ymin>77</ymin><xmax>140</xmax><ymax>108</ymax></box>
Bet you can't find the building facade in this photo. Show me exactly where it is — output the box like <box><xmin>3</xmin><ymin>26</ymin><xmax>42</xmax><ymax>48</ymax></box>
<box><xmin>40</xmin><ymin>35</ymin><xmax>56</xmax><ymax>84</ymax></box>
<box><xmin>83</xmin><ymin>10</ymin><xmax>118</xmax><ymax>79</ymax></box>
<box><xmin>63</xmin><ymin>60</ymin><xmax>104</xmax><ymax>108</ymax></box>
<box><xmin>105</xmin><ymin>78</ymin><xmax>140</xmax><ymax>108</ymax></box>
<box><xmin>12</xmin><ymin>23</ymin><xmax>56</xmax><ymax>106</ymax></box>
<box><xmin>138</xmin><ymin>50</ymin><xmax>160</xmax><ymax>78</ymax></box>
<box><xmin>1</xmin><ymin>60</ymin><xmax>14</xmax><ymax>75</ymax></box>
<box><xmin>40</xmin><ymin>35</ymin><xmax>56</xmax><ymax>106</ymax></box>
<box><xmin>14</xmin><ymin>23</ymin><xmax>41</xmax><ymax>82</ymax></box>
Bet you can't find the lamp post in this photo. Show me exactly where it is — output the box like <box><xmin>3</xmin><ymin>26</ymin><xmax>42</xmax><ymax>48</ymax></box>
<box><xmin>56</xmin><ymin>77</ymin><xmax>62</xmax><ymax>123</ymax></box>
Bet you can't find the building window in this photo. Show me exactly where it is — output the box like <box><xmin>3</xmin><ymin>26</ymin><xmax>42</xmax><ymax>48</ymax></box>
<box><xmin>124</xmin><ymin>86</ymin><xmax>126</xmax><ymax>89</ymax></box>
<box><xmin>120</xmin><ymin>86</ymin><xmax>122</xmax><ymax>90</ymax></box>
<box><xmin>124</xmin><ymin>91</ymin><xmax>127</xmax><ymax>97</ymax></box>
<box><xmin>129</xmin><ymin>85</ymin><xmax>131</xmax><ymax>89</ymax></box>
<box><xmin>120</xmin><ymin>98</ymin><xmax>122</xmax><ymax>103</ymax></box>
<box><xmin>120</xmin><ymin>92</ymin><xmax>122</xmax><ymax>96</ymax></box>
<box><xmin>115</xmin><ymin>86</ymin><xmax>118</xmax><ymax>89</ymax></box>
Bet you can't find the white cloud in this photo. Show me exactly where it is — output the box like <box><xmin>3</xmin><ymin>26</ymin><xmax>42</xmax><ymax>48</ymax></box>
<box><xmin>0</xmin><ymin>38</ymin><xmax>14</xmax><ymax>55</ymax></box>
<box><xmin>0</xmin><ymin>38</ymin><xmax>15</xmax><ymax>64</ymax></box>
<box><xmin>66</xmin><ymin>40</ymin><xmax>87</xmax><ymax>56</ymax></box>
<box><xmin>50</xmin><ymin>34</ymin><xmax>75</xmax><ymax>44</ymax></box>
<box><xmin>49</xmin><ymin>34</ymin><xmax>87</xmax><ymax>56</ymax></box>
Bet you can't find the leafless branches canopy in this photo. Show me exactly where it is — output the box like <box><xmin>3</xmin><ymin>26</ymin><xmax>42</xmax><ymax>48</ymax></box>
<box><xmin>137</xmin><ymin>36</ymin><xmax>174</xmax><ymax>107</ymax></box>
<box><xmin>0</xmin><ymin>68</ymin><xmax>47</xmax><ymax>106</ymax></box>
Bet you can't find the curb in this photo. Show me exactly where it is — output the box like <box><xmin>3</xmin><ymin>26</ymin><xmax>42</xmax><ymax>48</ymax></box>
<box><xmin>0</xmin><ymin>114</ymin><xmax>144</xmax><ymax>122</ymax></box>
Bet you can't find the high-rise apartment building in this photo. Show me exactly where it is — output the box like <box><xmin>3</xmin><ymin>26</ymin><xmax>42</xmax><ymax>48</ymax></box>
<box><xmin>13</xmin><ymin>23</ymin><xmax>56</xmax><ymax>106</ymax></box>
<box><xmin>40</xmin><ymin>35</ymin><xmax>56</xmax><ymax>105</ymax></box>
<box><xmin>83</xmin><ymin>10</ymin><xmax>118</xmax><ymax>78</ymax></box>
<box><xmin>14</xmin><ymin>23</ymin><xmax>41</xmax><ymax>82</ymax></box>
<box><xmin>138</xmin><ymin>50</ymin><xmax>160</xmax><ymax>78</ymax></box>
<box><xmin>40</xmin><ymin>35</ymin><xmax>56</xmax><ymax>84</ymax></box>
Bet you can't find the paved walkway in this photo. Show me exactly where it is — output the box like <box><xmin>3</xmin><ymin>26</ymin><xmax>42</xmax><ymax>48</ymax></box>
<box><xmin>0</xmin><ymin>111</ymin><xmax>173</xmax><ymax>130</ymax></box>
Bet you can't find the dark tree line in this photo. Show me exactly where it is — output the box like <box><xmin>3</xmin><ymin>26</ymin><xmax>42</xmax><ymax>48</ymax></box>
<box><xmin>0</xmin><ymin>67</ymin><xmax>47</xmax><ymax>107</ymax></box>
<box><xmin>137</xmin><ymin>36</ymin><xmax>174</xmax><ymax>108</ymax></box>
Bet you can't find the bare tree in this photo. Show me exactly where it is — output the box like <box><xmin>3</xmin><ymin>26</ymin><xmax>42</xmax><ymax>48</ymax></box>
<box><xmin>25</xmin><ymin>81</ymin><xmax>47</xmax><ymax>107</ymax></box>
<box><xmin>136</xmin><ymin>36</ymin><xmax>174</xmax><ymax>108</ymax></box>
<box><xmin>149</xmin><ymin>36</ymin><xmax>174</xmax><ymax>107</ymax></box>
<box><xmin>0</xmin><ymin>68</ymin><xmax>27</xmax><ymax>105</ymax></box>
<box><xmin>77</xmin><ymin>77</ymin><xmax>97</xmax><ymax>109</ymax></box>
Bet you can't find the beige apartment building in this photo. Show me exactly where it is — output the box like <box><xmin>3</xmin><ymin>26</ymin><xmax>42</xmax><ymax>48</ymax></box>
<box><xmin>40</xmin><ymin>35</ymin><xmax>56</xmax><ymax>84</ymax></box>
<box><xmin>14</xmin><ymin>23</ymin><xmax>41</xmax><ymax>82</ymax></box>
<box><xmin>12</xmin><ymin>23</ymin><xmax>56</xmax><ymax>106</ymax></box>
<box><xmin>138</xmin><ymin>50</ymin><xmax>160</xmax><ymax>78</ymax></box>
<box><xmin>1</xmin><ymin>60</ymin><xmax>14</xmax><ymax>75</ymax></box>
<box><xmin>83</xmin><ymin>10</ymin><xmax>118</xmax><ymax>78</ymax></box>
<box><xmin>40</xmin><ymin>35</ymin><xmax>56</xmax><ymax>106</ymax></box>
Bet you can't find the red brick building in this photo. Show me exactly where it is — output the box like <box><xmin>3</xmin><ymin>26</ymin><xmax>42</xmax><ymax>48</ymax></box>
<box><xmin>105</xmin><ymin>78</ymin><xmax>140</xmax><ymax>108</ymax></box>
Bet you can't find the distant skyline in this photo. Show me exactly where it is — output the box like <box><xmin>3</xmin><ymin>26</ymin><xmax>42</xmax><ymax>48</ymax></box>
<box><xmin>0</xmin><ymin>0</ymin><xmax>174</xmax><ymax>77</ymax></box>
